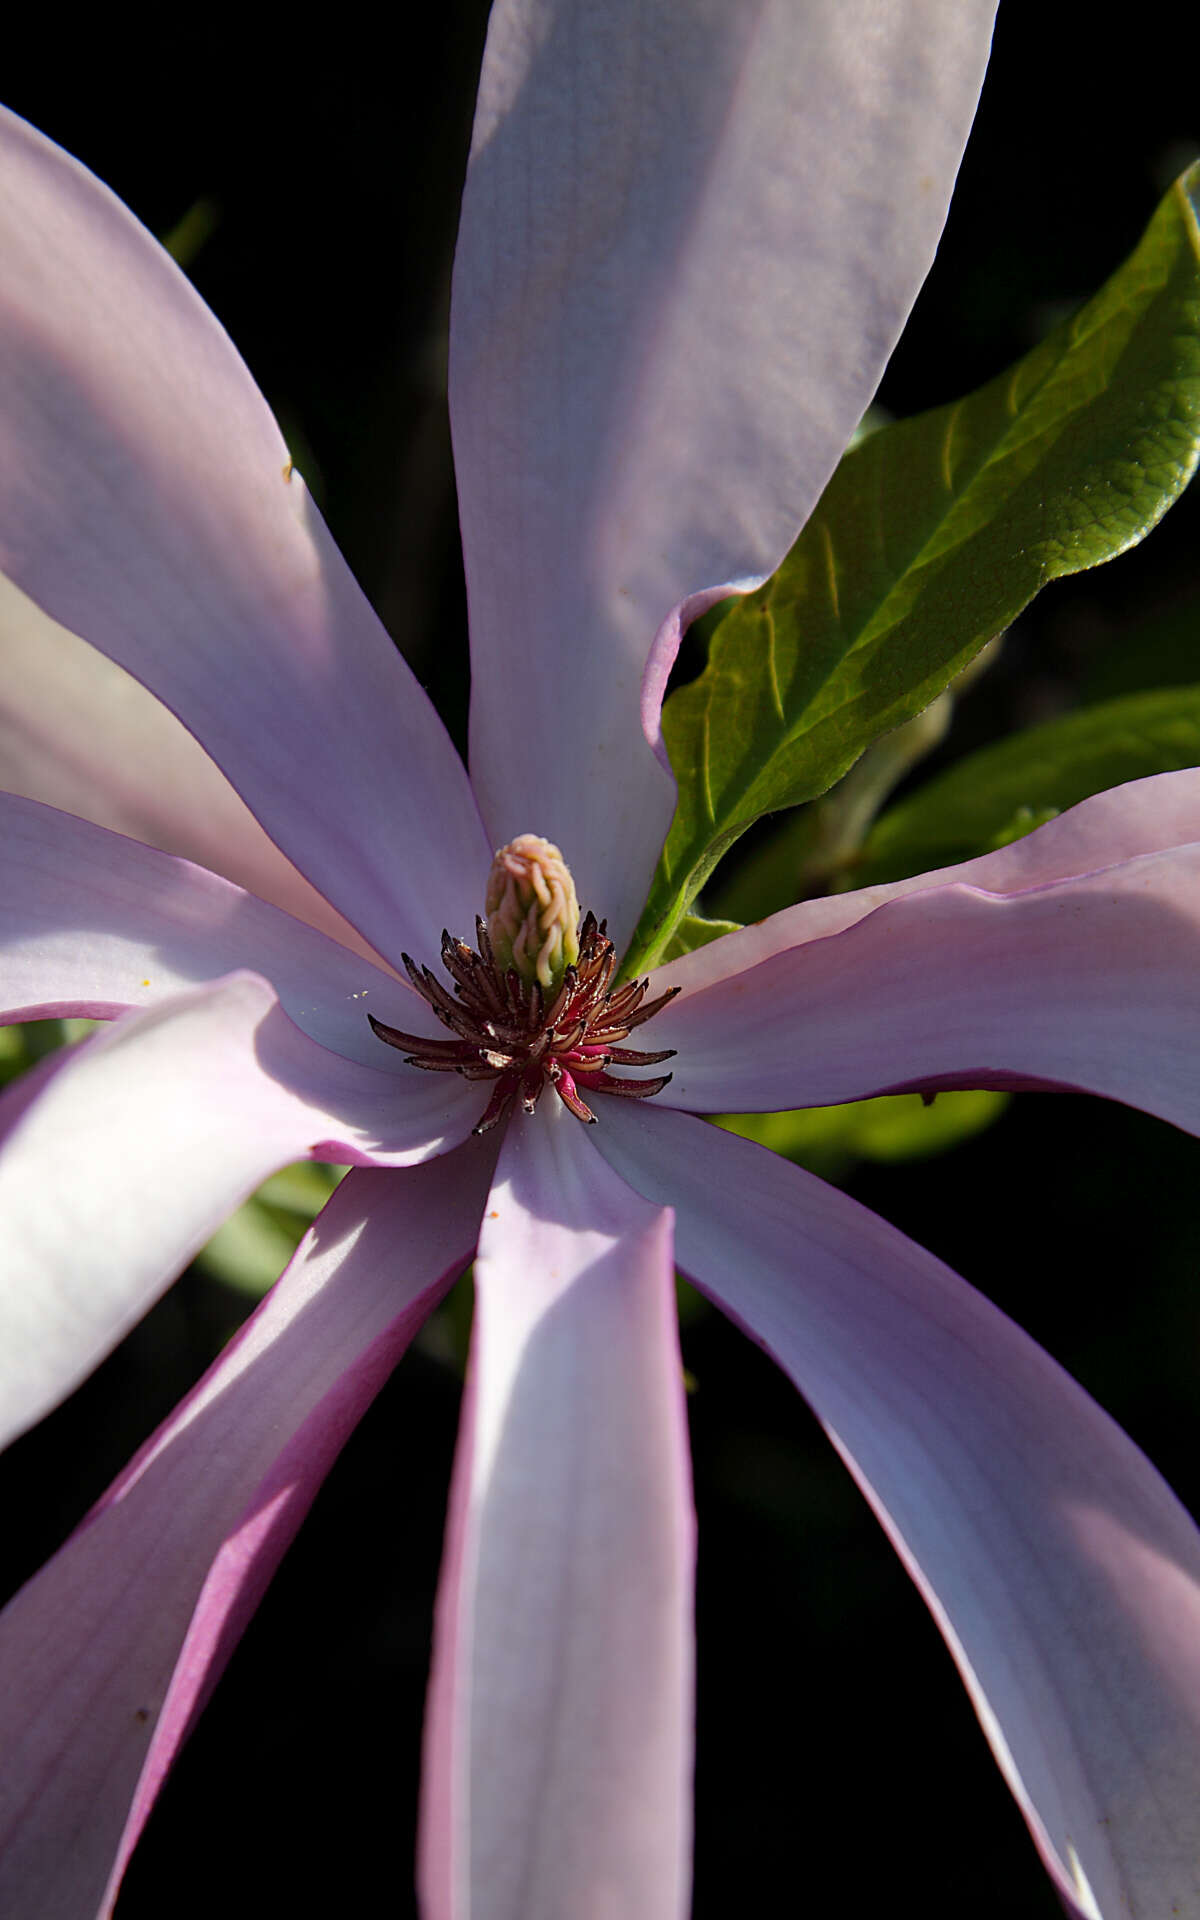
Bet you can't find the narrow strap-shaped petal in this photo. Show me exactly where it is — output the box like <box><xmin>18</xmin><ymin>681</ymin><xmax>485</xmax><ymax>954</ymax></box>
<box><xmin>652</xmin><ymin>768</ymin><xmax>1200</xmax><ymax>1000</ymax></box>
<box><xmin>653</xmin><ymin>844</ymin><xmax>1200</xmax><ymax>1124</ymax></box>
<box><xmin>0</xmin><ymin>790</ymin><xmax>451</xmax><ymax>1066</ymax></box>
<box><xmin>419</xmin><ymin>1102</ymin><xmax>692</xmax><ymax>1919</ymax></box>
<box><xmin>597</xmin><ymin>1103</ymin><xmax>1200</xmax><ymax>1920</ymax></box>
<box><xmin>0</xmin><ymin>109</ymin><xmax>490</xmax><ymax>964</ymax></box>
<box><xmin>0</xmin><ymin>1145</ymin><xmax>495</xmax><ymax>1920</ymax></box>
<box><xmin>454</xmin><ymin>0</ymin><xmax>996</xmax><ymax>935</ymax></box>
<box><xmin>0</xmin><ymin>973</ymin><xmax>479</xmax><ymax>1448</ymax></box>
<box><xmin>0</xmin><ymin>572</ymin><xmax>386</xmax><ymax>962</ymax></box>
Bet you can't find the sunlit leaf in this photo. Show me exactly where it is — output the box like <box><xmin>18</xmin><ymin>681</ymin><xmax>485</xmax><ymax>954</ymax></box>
<box><xmin>0</xmin><ymin>1018</ymin><xmax>98</xmax><ymax>1086</ymax></box>
<box><xmin>858</xmin><ymin>683</ymin><xmax>1200</xmax><ymax>882</ymax></box>
<box><xmin>256</xmin><ymin>1161</ymin><xmax>347</xmax><ymax>1219</ymax></box>
<box><xmin>715</xmin><ymin>1089</ymin><xmax>1010</xmax><ymax>1184</ymax></box>
<box><xmin>630</xmin><ymin>164</ymin><xmax>1200</xmax><ymax>970</ymax></box>
<box><xmin>708</xmin><ymin>671</ymin><xmax>982</xmax><ymax>924</ymax></box>
<box><xmin>195</xmin><ymin>1162</ymin><xmax>346</xmax><ymax>1297</ymax></box>
<box><xmin>655</xmin><ymin>912</ymin><xmax>741</xmax><ymax>965</ymax></box>
<box><xmin>194</xmin><ymin>1198</ymin><xmax>305</xmax><ymax>1299</ymax></box>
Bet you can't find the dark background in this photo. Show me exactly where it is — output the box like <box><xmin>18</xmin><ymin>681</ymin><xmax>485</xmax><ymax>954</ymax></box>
<box><xmin>3</xmin><ymin>9</ymin><xmax>1199</xmax><ymax>1915</ymax></box>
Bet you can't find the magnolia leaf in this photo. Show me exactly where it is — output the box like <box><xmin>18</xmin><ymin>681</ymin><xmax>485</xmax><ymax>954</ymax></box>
<box><xmin>655</xmin><ymin>911</ymin><xmax>742</xmax><ymax>965</ymax></box>
<box><xmin>195</xmin><ymin>1161</ymin><xmax>346</xmax><ymax>1297</ymax></box>
<box><xmin>858</xmin><ymin>683</ymin><xmax>1200</xmax><ymax>883</ymax></box>
<box><xmin>256</xmin><ymin>1160</ymin><xmax>347</xmax><ymax>1218</ymax></box>
<box><xmin>0</xmin><ymin>1018</ymin><xmax>97</xmax><ymax>1086</ymax></box>
<box><xmin>1082</xmin><ymin>583</ymin><xmax>1200</xmax><ymax>703</ymax></box>
<box><xmin>708</xmin><ymin>673</ymin><xmax>980</xmax><ymax>923</ymax></box>
<box><xmin>630</xmin><ymin>163</ymin><xmax>1200</xmax><ymax>970</ymax></box>
<box><xmin>195</xmin><ymin>1198</ymin><xmax>305</xmax><ymax>1298</ymax></box>
<box><xmin>161</xmin><ymin>196</ymin><xmax>219</xmax><ymax>270</ymax></box>
<box><xmin>715</xmin><ymin>1089</ymin><xmax>1010</xmax><ymax>1184</ymax></box>
<box><xmin>0</xmin><ymin>1024</ymin><xmax>27</xmax><ymax>1084</ymax></box>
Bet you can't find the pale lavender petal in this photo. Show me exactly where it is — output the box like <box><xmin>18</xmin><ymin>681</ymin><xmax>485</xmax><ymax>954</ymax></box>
<box><xmin>0</xmin><ymin>791</ymin><xmax>454</xmax><ymax>1066</ymax></box>
<box><xmin>454</xmin><ymin>0</ymin><xmax>995</xmax><ymax>936</ymax></box>
<box><xmin>597</xmin><ymin>1103</ymin><xmax>1200</xmax><ymax>1920</ymax></box>
<box><xmin>653</xmin><ymin>844</ymin><xmax>1200</xmax><ymax>1125</ymax></box>
<box><xmin>0</xmin><ymin>573</ymin><xmax>387</xmax><ymax>963</ymax></box>
<box><xmin>654</xmin><ymin>768</ymin><xmax>1200</xmax><ymax>1001</ymax></box>
<box><xmin>0</xmin><ymin>109</ymin><xmax>490</xmax><ymax>964</ymax></box>
<box><xmin>0</xmin><ymin>1144</ymin><xmax>495</xmax><ymax>1920</ymax></box>
<box><xmin>419</xmin><ymin>1102</ymin><xmax>692</xmax><ymax>1920</ymax></box>
<box><xmin>0</xmin><ymin>973</ymin><xmax>479</xmax><ymax>1448</ymax></box>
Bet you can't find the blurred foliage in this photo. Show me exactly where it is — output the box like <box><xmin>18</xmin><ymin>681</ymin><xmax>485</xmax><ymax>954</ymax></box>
<box><xmin>1079</xmin><ymin>584</ymin><xmax>1200</xmax><ymax>704</ymax></box>
<box><xmin>0</xmin><ymin>1018</ymin><xmax>96</xmax><ymax>1083</ymax></box>
<box><xmin>715</xmin><ymin>1088</ymin><xmax>1010</xmax><ymax>1185</ymax></box>
<box><xmin>858</xmin><ymin>683</ymin><xmax>1200</xmax><ymax>883</ymax></box>
<box><xmin>194</xmin><ymin>1162</ymin><xmax>347</xmax><ymax>1297</ymax></box>
<box><xmin>161</xmin><ymin>196</ymin><xmax>219</xmax><ymax>270</ymax></box>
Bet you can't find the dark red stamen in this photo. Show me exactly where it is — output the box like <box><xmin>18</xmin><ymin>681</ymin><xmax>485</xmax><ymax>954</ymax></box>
<box><xmin>369</xmin><ymin>911</ymin><xmax>679</xmax><ymax>1134</ymax></box>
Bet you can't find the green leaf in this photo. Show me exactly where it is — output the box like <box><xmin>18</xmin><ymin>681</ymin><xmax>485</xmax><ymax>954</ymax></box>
<box><xmin>0</xmin><ymin>1018</ymin><xmax>98</xmax><ymax>1085</ymax></box>
<box><xmin>1080</xmin><ymin>581</ymin><xmax>1200</xmax><ymax>704</ymax></box>
<box><xmin>256</xmin><ymin>1160</ymin><xmax>347</xmax><ymax>1219</ymax></box>
<box><xmin>194</xmin><ymin>1161</ymin><xmax>346</xmax><ymax>1297</ymax></box>
<box><xmin>858</xmin><ymin>683</ymin><xmax>1200</xmax><ymax>883</ymax></box>
<box><xmin>714</xmin><ymin>1089</ymin><xmax>1010</xmax><ymax>1184</ymax></box>
<box><xmin>629</xmin><ymin>163</ymin><xmax>1200</xmax><ymax>971</ymax></box>
<box><xmin>195</xmin><ymin>1197</ymin><xmax>306</xmax><ymax>1299</ymax></box>
<box><xmin>654</xmin><ymin>911</ymin><xmax>742</xmax><ymax>965</ymax></box>
<box><xmin>708</xmin><ymin>674</ymin><xmax>975</xmax><ymax>923</ymax></box>
<box><xmin>161</xmin><ymin>196</ymin><xmax>219</xmax><ymax>269</ymax></box>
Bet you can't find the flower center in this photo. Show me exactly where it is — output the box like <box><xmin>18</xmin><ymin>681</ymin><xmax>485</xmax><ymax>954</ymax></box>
<box><xmin>368</xmin><ymin>835</ymin><xmax>679</xmax><ymax>1134</ymax></box>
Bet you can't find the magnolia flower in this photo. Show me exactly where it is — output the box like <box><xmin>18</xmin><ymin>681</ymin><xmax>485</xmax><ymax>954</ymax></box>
<box><xmin>1</xmin><ymin>6</ymin><xmax>1199</xmax><ymax>1918</ymax></box>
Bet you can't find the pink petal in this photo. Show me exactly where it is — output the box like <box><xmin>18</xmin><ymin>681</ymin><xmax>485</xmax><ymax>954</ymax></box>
<box><xmin>419</xmin><ymin>1102</ymin><xmax>693</xmax><ymax>1919</ymax></box>
<box><xmin>0</xmin><ymin>108</ymin><xmax>490</xmax><ymax>965</ymax></box>
<box><xmin>0</xmin><ymin>573</ymin><xmax>387</xmax><ymax>963</ymax></box>
<box><xmin>0</xmin><ymin>1145</ymin><xmax>495</xmax><ymax>1920</ymax></box>
<box><xmin>654</xmin><ymin>768</ymin><xmax>1200</xmax><ymax>1001</ymax></box>
<box><xmin>0</xmin><ymin>973</ymin><xmax>479</xmax><ymax>1448</ymax></box>
<box><xmin>454</xmin><ymin>0</ymin><xmax>995</xmax><ymax>937</ymax></box>
<box><xmin>0</xmin><ymin>791</ymin><xmax>452</xmax><ymax>1066</ymax></box>
<box><xmin>597</xmin><ymin>1102</ymin><xmax>1200</xmax><ymax>1919</ymax></box>
<box><xmin>652</xmin><ymin>842</ymin><xmax>1200</xmax><ymax>1122</ymax></box>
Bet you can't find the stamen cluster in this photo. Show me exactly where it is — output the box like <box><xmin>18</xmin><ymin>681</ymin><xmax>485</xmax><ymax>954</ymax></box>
<box><xmin>369</xmin><ymin>911</ymin><xmax>680</xmax><ymax>1133</ymax></box>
